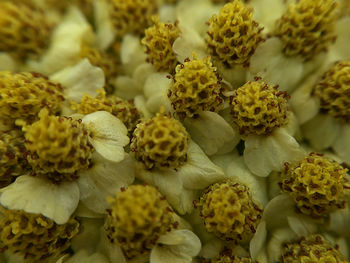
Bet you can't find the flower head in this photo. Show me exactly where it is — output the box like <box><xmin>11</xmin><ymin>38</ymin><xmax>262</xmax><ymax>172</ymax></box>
<box><xmin>313</xmin><ymin>61</ymin><xmax>350</xmax><ymax>124</ymax></box>
<box><xmin>273</xmin><ymin>0</ymin><xmax>337</xmax><ymax>61</ymax></box>
<box><xmin>280</xmin><ymin>153</ymin><xmax>349</xmax><ymax>217</ymax></box>
<box><xmin>0</xmin><ymin>207</ymin><xmax>79</xmax><ymax>261</ymax></box>
<box><xmin>142</xmin><ymin>18</ymin><xmax>180</xmax><ymax>73</ymax></box>
<box><xmin>211</xmin><ymin>249</ymin><xmax>254</xmax><ymax>263</ymax></box>
<box><xmin>24</xmin><ymin>109</ymin><xmax>94</xmax><ymax>183</ymax></box>
<box><xmin>105</xmin><ymin>184</ymin><xmax>174</xmax><ymax>258</ymax></box>
<box><xmin>168</xmin><ymin>56</ymin><xmax>223</xmax><ymax>119</ymax></box>
<box><xmin>199</xmin><ymin>180</ymin><xmax>263</xmax><ymax>244</ymax></box>
<box><xmin>206</xmin><ymin>1</ymin><xmax>264</xmax><ymax>68</ymax></box>
<box><xmin>230</xmin><ymin>79</ymin><xmax>289</xmax><ymax>136</ymax></box>
<box><xmin>131</xmin><ymin>112</ymin><xmax>189</xmax><ymax>169</ymax></box>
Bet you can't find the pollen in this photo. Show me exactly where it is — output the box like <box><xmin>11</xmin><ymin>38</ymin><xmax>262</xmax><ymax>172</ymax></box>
<box><xmin>0</xmin><ymin>207</ymin><xmax>80</xmax><ymax>262</ymax></box>
<box><xmin>206</xmin><ymin>1</ymin><xmax>264</xmax><ymax>68</ymax></box>
<box><xmin>79</xmin><ymin>45</ymin><xmax>120</xmax><ymax>95</ymax></box>
<box><xmin>72</xmin><ymin>89</ymin><xmax>142</xmax><ymax>135</ymax></box>
<box><xmin>198</xmin><ymin>180</ymin><xmax>263</xmax><ymax>244</ymax></box>
<box><xmin>131</xmin><ymin>112</ymin><xmax>189</xmax><ymax>169</ymax></box>
<box><xmin>141</xmin><ymin>18</ymin><xmax>180</xmax><ymax>73</ymax></box>
<box><xmin>273</xmin><ymin>0</ymin><xmax>337</xmax><ymax>61</ymax></box>
<box><xmin>313</xmin><ymin>61</ymin><xmax>350</xmax><ymax>124</ymax></box>
<box><xmin>24</xmin><ymin>109</ymin><xmax>94</xmax><ymax>183</ymax></box>
<box><xmin>230</xmin><ymin>79</ymin><xmax>289</xmax><ymax>136</ymax></box>
<box><xmin>281</xmin><ymin>234</ymin><xmax>348</xmax><ymax>263</ymax></box>
<box><xmin>280</xmin><ymin>153</ymin><xmax>350</xmax><ymax>217</ymax></box>
<box><xmin>0</xmin><ymin>2</ymin><xmax>52</xmax><ymax>60</ymax></box>
<box><xmin>211</xmin><ymin>249</ymin><xmax>253</xmax><ymax>263</ymax></box>
<box><xmin>105</xmin><ymin>185</ymin><xmax>174</xmax><ymax>259</ymax></box>
<box><xmin>0</xmin><ymin>71</ymin><xmax>65</xmax><ymax>127</ymax></box>
<box><xmin>168</xmin><ymin>56</ymin><xmax>223</xmax><ymax>119</ymax></box>
<box><xmin>107</xmin><ymin>0</ymin><xmax>158</xmax><ymax>38</ymax></box>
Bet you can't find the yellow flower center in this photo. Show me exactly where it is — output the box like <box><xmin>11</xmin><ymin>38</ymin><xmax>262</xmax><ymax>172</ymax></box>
<box><xmin>273</xmin><ymin>0</ymin><xmax>337</xmax><ymax>61</ymax></box>
<box><xmin>206</xmin><ymin>1</ymin><xmax>264</xmax><ymax>68</ymax></box>
<box><xmin>168</xmin><ymin>56</ymin><xmax>223</xmax><ymax>119</ymax></box>
<box><xmin>0</xmin><ymin>2</ymin><xmax>52</xmax><ymax>60</ymax></box>
<box><xmin>105</xmin><ymin>185</ymin><xmax>174</xmax><ymax>259</ymax></box>
<box><xmin>230</xmin><ymin>79</ymin><xmax>289</xmax><ymax>136</ymax></box>
<box><xmin>211</xmin><ymin>249</ymin><xmax>253</xmax><ymax>263</ymax></box>
<box><xmin>142</xmin><ymin>19</ymin><xmax>180</xmax><ymax>73</ymax></box>
<box><xmin>313</xmin><ymin>61</ymin><xmax>350</xmax><ymax>124</ymax></box>
<box><xmin>281</xmin><ymin>235</ymin><xmax>348</xmax><ymax>263</ymax></box>
<box><xmin>107</xmin><ymin>0</ymin><xmax>158</xmax><ymax>38</ymax></box>
<box><xmin>0</xmin><ymin>71</ymin><xmax>65</xmax><ymax>128</ymax></box>
<box><xmin>280</xmin><ymin>153</ymin><xmax>349</xmax><ymax>217</ymax></box>
<box><xmin>131</xmin><ymin>112</ymin><xmax>189</xmax><ymax>169</ymax></box>
<box><xmin>199</xmin><ymin>181</ymin><xmax>263</xmax><ymax>244</ymax></box>
<box><xmin>79</xmin><ymin>45</ymin><xmax>120</xmax><ymax>95</ymax></box>
<box><xmin>24</xmin><ymin>109</ymin><xmax>94</xmax><ymax>183</ymax></box>
<box><xmin>0</xmin><ymin>207</ymin><xmax>79</xmax><ymax>262</ymax></box>
<box><xmin>72</xmin><ymin>89</ymin><xmax>142</xmax><ymax>136</ymax></box>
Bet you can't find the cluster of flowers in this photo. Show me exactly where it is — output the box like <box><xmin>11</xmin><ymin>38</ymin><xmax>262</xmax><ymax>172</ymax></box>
<box><xmin>0</xmin><ymin>0</ymin><xmax>350</xmax><ymax>262</ymax></box>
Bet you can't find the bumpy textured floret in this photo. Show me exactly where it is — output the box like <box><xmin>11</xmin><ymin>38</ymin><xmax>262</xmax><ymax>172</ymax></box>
<box><xmin>313</xmin><ymin>61</ymin><xmax>350</xmax><ymax>123</ymax></box>
<box><xmin>206</xmin><ymin>1</ymin><xmax>264</xmax><ymax>68</ymax></box>
<box><xmin>281</xmin><ymin>235</ymin><xmax>348</xmax><ymax>263</ymax></box>
<box><xmin>211</xmin><ymin>249</ymin><xmax>254</xmax><ymax>263</ymax></box>
<box><xmin>0</xmin><ymin>2</ymin><xmax>52</xmax><ymax>60</ymax></box>
<box><xmin>142</xmin><ymin>19</ymin><xmax>180</xmax><ymax>73</ymax></box>
<box><xmin>0</xmin><ymin>207</ymin><xmax>79</xmax><ymax>262</ymax></box>
<box><xmin>280</xmin><ymin>153</ymin><xmax>350</xmax><ymax>217</ymax></box>
<box><xmin>131</xmin><ymin>112</ymin><xmax>189</xmax><ymax>169</ymax></box>
<box><xmin>24</xmin><ymin>109</ymin><xmax>94</xmax><ymax>183</ymax></box>
<box><xmin>0</xmin><ymin>72</ymin><xmax>65</xmax><ymax>127</ymax></box>
<box><xmin>273</xmin><ymin>0</ymin><xmax>337</xmax><ymax>61</ymax></box>
<box><xmin>168</xmin><ymin>56</ymin><xmax>223</xmax><ymax>119</ymax></box>
<box><xmin>79</xmin><ymin>45</ymin><xmax>120</xmax><ymax>95</ymax></box>
<box><xmin>230</xmin><ymin>79</ymin><xmax>289</xmax><ymax>136</ymax></box>
<box><xmin>107</xmin><ymin>0</ymin><xmax>158</xmax><ymax>38</ymax></box>
<box><xmin>105</xmin><ymin>185</ymin><xmax>174</xmax><ymax>259</ymax></box>
<box><xmin>72</xmin><ymin>89</ymin><xmax>142</xmax><ymax>135</ymax></box>
<box><xmin>199</xmin><ymin>181</ymin><xmax>263</xmax><ymax>244</ymax></box>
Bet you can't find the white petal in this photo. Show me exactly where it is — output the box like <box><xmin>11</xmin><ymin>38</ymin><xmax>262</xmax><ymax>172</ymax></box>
<box><xmin>94</xmin><ymin>0</ymin><xmax>115</xmax><ymax>50</ymax></box>
<box><xmin>114</xmin><ymin>75</ymin><xmax>142</xmax><ymax>100</ymax></box>
<box><xmin>250</xmin><ymin>221</ymin><xmax>267</xmax><ymax>261</ymax></box>
<box><xmin>120</xmin><ymin>34</ymin><xmax>146</xmax><ymax>75</ymax></box>
<box><xmin>64</xmin><ymin>250</ymin><xmax>110</xmax><ymax>263</ymax></box>
<box><xmin>333</xmin><ymin>124</ymin><xmax>350</xmax><ymax>165</ymax></box>
<box><xmin>178</xmin><ymin>141</ymin><xmax>225</xmax><ymax>190</ymax></box>
<box><xmin>98</xmin><ymin>230</ymin><xmax>127</xmax><ymax>263</ymax></box>
<box><xmin>183</xmin><ymin>112</ymin><xmax>239</xmax><ymax>156</ymax></box>
<box><xmin>329</xmin><ymin>206</ymin><xmax>350</xmax><ymax>237</ymax></box>
<box><xmin>267</xmin><ymin>228</ymin><xmax>297</xmax><ymax>263</ymax></box>
<box><xmin>0</xmin><ymin>176</ymin><xmax>79</xmax><ymax>224</ymax></box>
<box><xmin>83</xmin><ymin>111</ymin><xmax>129</xmax><ymax>163</ymax></box>
<box><xmin>244</xmin><ymin>128</ymin><xmax>305</xmax><ymax>177</ymax></box>
<box><xmin>78</xmin><ymin>154</ymin><xmax>135</xmax><ymax>213</ymax></box>
<box><xmin>134</xmin><ymin>95</ymin><xmax>153</xmax><ymax>120</ymax></box>
<box><xmin>328</xmin><ymin>16</ymin><xmax>350</xmax><ymax>62</ymax></box>
<box><xmin>0</xmin><ymin>52</ymin><xmax>17</xmax><ymax>71</ymax></box>
<box><xmin>74</xmin><ymin>202</ymin><xmax>105</xmax><ymax>219</ymax></box>
<box><xmin>287</xmin><ymin>216</ymin><xmax>317</xmax><ymax>237</ymax></box>
<box><xmin>302</xmin><ymin>114</ymin><xmax>341</xmax><ymax>151</ymax></box>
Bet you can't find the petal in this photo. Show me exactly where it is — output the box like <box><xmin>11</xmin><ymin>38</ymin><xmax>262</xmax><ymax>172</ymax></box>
<box><xmin>267</xmin><ymin>228</ymin><xmax>297</xmax><ymax>263</ymax></box>
<box><xmin>178</xmin><ymin>141</ymin><xmax>225</xmax><ymax>190</ymax></box>
<box><xmin>250</xmin><ymin>221</ymin><xmax>267</xmax><ymax>261</ymax></box>
<box><xmin>98</xmin><ymin>230</ymin><xmax>127</xmax><ymax>263</ymax></box>
<box><xmin>94</xmin><ymin>0</ymin><xmax>115</xmax><ymax>50</ymax></box>
<box><xmin>328</xmin><ymin>16</ymin><xmax>350</xmax><ymax>62</ymax></box>
<box><xmin>287</xmin><ymin>216</ymin><xmax>318</xmax><ymax>237</ymax></box>
<box><xmin>114</xmin><ymin>76</ymin><xmax>142</xmax><ymax>100</ymax></box>
<box><xmin>333</xmin><ymin>124</ymin><xmax>350</xmax><ymax>165</ymax></box>
<box><xmin>82</xmin><ymin>111</ymin><xmax>129</xmax><ymax>163</ymax></box>
<box><xmin>328</xmin><ymin>206</ymin><xmax>350</xmax><ymax>237</ymax></box>
<box><xmin>244</xmin><ymin>128</ymin><xmax>305</xmax><ymax>177</ymax></box>
<box><xmin>0</xmin><ymin>175</ymin><xmax>79</xmax><ymax>224</ymax></box>
<box><xmin>64</xmin><ymin>251</ymin><xmax>110</xmax><ymax>263</ymax></box>
<box><xmin>78</xmin><ymin>154</ymin><xmax>135</xmax><ymax>214</ymax></box>
<box><xmin>51</xmin><ymin>58</ymin><xmax>104</xmax><ymax>102</ymax></box>
<box><xmin>120</xmin><ymin>34</ymin><xmax>147</xmax><ymax>75</ymax></box>
<box><xmin>0</xmin><ymin>52</ymin><xmax>17</xmax><ymax>71</ymax></box>
<box><xmin>183</xmin><ymin>112</ymin><xmax>239</xmax><ymax>156</ymax></box>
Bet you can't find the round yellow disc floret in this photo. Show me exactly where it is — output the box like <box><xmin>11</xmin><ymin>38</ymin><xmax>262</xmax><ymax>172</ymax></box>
<box><xmin>0</xmin><ymin>71</ymin><xmax>65</xmax><ymax>127</ymax></box>
<box><xmin>131</xmin><ymin>112</ymin><xmax>189</xmax><ymax>169</ymax></box>
<box><xmin>142</xmin><ymin>19</ymin><xmax>180</xmax><ymax>73</ymax></box>
<box><xmin>79</xmin><ymin>45</ymin><xmax>120</xmax><ymax>95</ymax></box>
<box><xmin>206</xmin><ymin>1</ymin><xmax>264</xmax><ymax>68</ymax></box>
<box><xmin>0</xmin><ymin>2</ymin><xmax>52</xmax><ymax>60</ymax></box>
<box><xmin>230</xmin><ymin>79</ymin><xmax>289</xmax><ymax>136</ymax></box>
<box><xmin>281</xmin><ymin>235</ymin><xmax>348</xmax><ymax>263</ymax></box>
<box><xmin>0</xmin><ymin>207</ymin><xmax>79</xmax><ymax>262</ymax></box>
<box><xmin>199</xmin><ymin>181</ymin><xmax>263</xmax><ymax>244</ymax></box>
<box><xmin>168</xmin><ymin>56</ymin><xmax>223</xmax><ymax>119</ymax></box>
<box><xmin>273</xmin><ymin>0</ymin><xmax>337</xmax><ymax>61</ymax></box>
<box><xmin>280</xmin><ymin>153</ymin><xmax>350</xmax><ymax>217</ymax></box>
<box><xmin>24</xmin><ymin>109</ymin><xmax>94</xmax><ymax>183</ymax></box>
<box><xmin>72</xmin><ymin>89</ymin><xmax>142</xmax><ymax>135</ymax></box>
<box><xmin>313</xmin><ymin>61</ymin><xmax>350</xmax><ymax>124</ymax></box>
<box><xmin>211</xmin><ymin>249</ymin><xmax>253</xmax><ymax>263</ymax></box>
<box><xmin>107</xmin><ymin>0</ymin><xmax>158</xmax><ymax>38</ymax></box>
<box><xmin>105</xmin><ymin>185</ymin><xmax>174</xmax><ymax>259</ymax></box>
